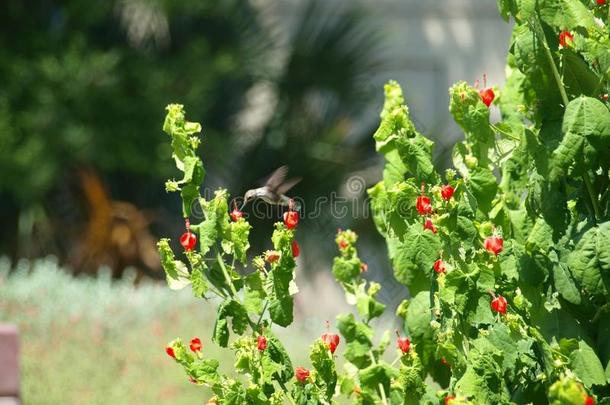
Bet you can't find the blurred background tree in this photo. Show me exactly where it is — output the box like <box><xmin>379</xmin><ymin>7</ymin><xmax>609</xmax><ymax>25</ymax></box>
<box><xmin>0</xmin><ymin>0</ymin><xmax>384</xmax><ymax>279</ymax></box>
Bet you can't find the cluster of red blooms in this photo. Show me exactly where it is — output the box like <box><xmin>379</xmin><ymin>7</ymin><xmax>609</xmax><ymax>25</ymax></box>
<box><xmin>417</xmin><ymin>184</ymin><xmax>510</xmax><ymax>315</ymax></box>
<box><xmin>416</xmin><ymin>183</ymin><xmax>455</xmax><ymax>235</ymax></box>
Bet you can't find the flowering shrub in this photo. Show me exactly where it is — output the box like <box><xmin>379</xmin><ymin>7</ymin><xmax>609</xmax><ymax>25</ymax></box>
<box><xmin>158</xmin><ymin>1</ymin><xmax>610</xmax><ymax>403</ymax></box>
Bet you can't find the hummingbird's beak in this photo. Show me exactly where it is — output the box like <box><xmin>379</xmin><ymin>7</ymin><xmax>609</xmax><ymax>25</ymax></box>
<box><xmin>240</xmin><ymin>200</ymin><xmax>247</xmax><ymax>210</ymax></box>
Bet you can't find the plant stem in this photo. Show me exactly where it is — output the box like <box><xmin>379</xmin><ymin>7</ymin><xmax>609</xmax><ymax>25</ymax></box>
<box><xmin>217</xmin><ymin>251</ymin><xmax>239</xmax><ymax>297</ymax></box>
<box><xmin>530</xmin><ymin>18</ymin><xmax>569</xmax><ymax>107</ymax></box>
<box><xmin>490</xmin><ymin>123</ymin><xmax>520</xmax><ymax>141</ymax></box>
<box><xmin>277</xmin><ymin>380</ymin><xmax>297</xmax><ymax>405</ymax></box>
<box><xmin>369</xmin><ymin>352</ymin><xmax>389</xmax><ymax>405</ymax></box>
<box><xmin>256</xmin><ymin>300</ymin><xmax>269</xmax><ymax>330</ymax></box>
<box><xmin>582</xmin><ymin>174</ymin><xmax>601</xmax><ymax>221</ymax></box>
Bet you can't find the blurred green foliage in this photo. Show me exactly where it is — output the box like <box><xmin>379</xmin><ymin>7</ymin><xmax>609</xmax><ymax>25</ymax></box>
<box><xmin>0</xmin><ymin>0</ymin><xmax>384</xmax><ymax>270</ymax></box>
<box><xmin>0</xmin><ymin>0</ymin><xmax>261</xmax><ymax>202</ymax></box>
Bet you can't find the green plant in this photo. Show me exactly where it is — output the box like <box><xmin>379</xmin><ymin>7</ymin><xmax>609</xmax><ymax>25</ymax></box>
<box><xmin>159</xmin><ymin>1</ymin><xmax>610</xmax><ymax>403</ymax></box>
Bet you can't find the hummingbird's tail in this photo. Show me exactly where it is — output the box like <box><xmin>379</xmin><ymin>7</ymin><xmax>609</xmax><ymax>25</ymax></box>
<box><xmin>281</xmin><ymin>195</ymin><xmax>302</xmax><ymax>212</ymax></box>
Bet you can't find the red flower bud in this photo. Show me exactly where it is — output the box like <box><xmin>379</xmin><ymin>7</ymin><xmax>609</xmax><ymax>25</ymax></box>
<box><xmin>433</xmin><ymin>259</ymin><xmax>446</xmax><ymax>274</ymax></box>
<box><xmin>257</xmin><ymin>335</ymin><xmax>267</xmax><ymax>351</ymax></box>
<box><xmin>441</xmin><ymin>184</ymin><xmax>455</xmax><ymax>200</ymax></box>
<box><xmin>479</xmin><ymin>88</ymin><xmax>495</xmax><ymax>107</ymax></box>
<box><xmin>190</xmin><ymin>337</ymin><xmax>202</xmax><ymax>353</ymax></box>
<box><xmin>559</xmin><ymin>31</ymin><xmax>574</xmax><ymax>48</ymax></box>
<box><xmin>597</xmin><ymin>0</ymin><xmax>606</xmax><ymax>4</ymax></box>
<box><xmin>265</xmin><ymin>250</ymin><xmax>280</xmax><ymax>263</ymax></box>
<box><xmin>585</xmin><ymin>395</ymin><xmax>596</xmax><ymax>405</ymax></box>
<box><xmin>397</xmin><ymin>337</ymin><xmax>411</xmax><ymax>354</ymax></box>
<box><xmin>321</xmin><ymin>332</ymin><xmax>340</xmax><ymax>354</ymax></box>
<box><xmin>445</xmin><ymin>395</ymin><xmax>455</xmax><ymax>405</ymax></box>
<box><xmin>291</xmin><ymin>240</ymin><xmax>300</xmax><ymax>258</ymax></box>
<box><xmin>424</xmin><ymin>218</ymin><xmax>437</xmax><ymax>234</ymax></box>
<box><xmin>230</xmin><ymin>209</ymin><xmax>243</xmax><ymax>222</ymax></box>
<box><xmin>180</xmin><ymin>231</ymin><xmax>197</xmax><ymax>252</ymax></box>
<box><xmin>491</xmin><ymin>295</ymin><xmax>508</xmax><ymax>314</ymax></box>
<box><xmin>283</xmin><ymin>210</ymin><xmax>299</xmax><ymax>229</ymax></box>
<box><xmin>295</xmin><ymin>366</ymin><xmax>310</xmax><ymax>383</ymax></box>
<box><xmin>166</xmin><ymin>346</ymin><xmax>175</xmax><ymax>358</ymax></box>
<box><xmin>338</xmin><ymin>239</ymin><xmax>349</xmax><ymax>250</ymax></box>
<box><xmin>484</xmin><ymin>236</ymin><xmax>503</xmax><ymax>255</ymax></box>
<box><xmin>416</xmin><ymin>195</ymin><xmax>433</xmax><ymax>215</ymax></box>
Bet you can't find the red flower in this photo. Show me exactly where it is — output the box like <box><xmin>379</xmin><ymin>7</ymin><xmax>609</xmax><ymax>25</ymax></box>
<box><xmin>416</xmin><ymin>195</ymin><xmax>433</xmax><ymax>215</ymax></box>
<box><xmin>230</xmin><ymin>209</ymin><xmax>243</xmax><ymax>222</ymax></box>
<box><xmin>397</xmin><ymin>337</ymin><xmax>411</xmax><ymax>354</ymax></box>
<box><xmin>424</xmin><ymin>218</ymin><xmax>437</xmax><ymax>234</ymax></box>
<box><xmin>491</xmin><ymin>295</ymin><xmax>508</xmax><ymax>315</ymax></box>
<box><xmin>441</xmin><ymin>185</ymin><xmax>455</xmax><ymax>200</ymax></box>
<box><xmin>257</xmin><ymin>335</ymin><xmax>267</xmax><ymax>351</ymax></box>
<box><xmin>479</xmin><ymin>88</ymin><xmax>495</xmax><ymax>107</ymax></box>
<box><xmin>338</xmin><ymin>239</ymin><xmax>349</xmax><ymax>250</ymax></box>
<box><xmin>597</xmin><ymin>0</ymin><xmax>606</xmax><ymax>4</ymax></box>
<box><xmin>321</xmin><ymin>332</ymin><xmax>340</xmax><ymax>354</ymax></box>
<box><xmin>445</xmin><ymin>395</ymin><xmax>455</xmax><ymax>405</ymax></box>
<box><xmin>433</xmin><ymin>259</ymin><xmax>446</xmax><ymax>274</ymax></box>
<box><xmin>283</xmin><ymin>210</ymin><xmax>299</xmax><ymax>229</ymax></box>
<box><xmin>484</xmin><ymin>236</ymin><xmax>503</xmax><ymax>255</ymax></box>
<box><xmin>585</xmin><ymin>395</ymin><xmax>596</xmax><ymax>405</ymax></box>
<box><xmin>180</xmin><ymin>231</ymin><xmax>197</xmax><ymax>252</ymax></box>
<box><xmin>190</xmin><ymin>337</ymin><xmax>202</xmax><ymax>353</ymax></box>
<box><xmin>166</xmin><ymin>346</ymin><xmax>175</xmax><ymax>359</ymax></box>
<box><xmin>295</xmin><ymin>367</ymin><xmax>310</xmax><ymax>383</ymax></box>
<box><xmin>559</xmin><ymin>31</ymin><xmax>574</xmax><ymax>48</ymax></box>
<box><xmin>265</xmin><ymin>250</ymin><xmax>280</xmax><ymax>263</ymax></box>
<box><xmin>291</xmin><ymin>240</ymin><xmax>300</xmax><ymax>258</ymax></box>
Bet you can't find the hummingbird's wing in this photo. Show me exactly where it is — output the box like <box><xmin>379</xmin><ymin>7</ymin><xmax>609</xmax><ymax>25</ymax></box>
<box><xmin>264</xmin><ymin>166</ymin><xmax>288</xmax><ymax>192</ymax></box>
<box><xmin>276</xmin><ymin>177</ymin><xmax>302</xmax><ymax>195</ymax></box>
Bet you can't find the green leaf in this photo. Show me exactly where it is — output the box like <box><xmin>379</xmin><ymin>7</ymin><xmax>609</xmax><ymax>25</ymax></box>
<box><xmin>189</xmin><ymin>358</ymin><xmax>220</xmax><ymax>386</ymax></box>
<box><xmin>454</xmin><ymin>349</ymin><xmax>510</xmax><ymax>403</ymax></box>
<box><xmin>449</xmin><ymin>81</ymin><xmax>495</xmax><ymax>158</ymax></box>
<box><xmin>570</xmin><ymin>340</ymin><xmax>607</xmax><ymax>388</ymax></box>
<box><xmin>396</xmin><ymin>132</ymin><xmax>438</xmax><ymax>184</ymax></box>
<box><xmin>157</xmin><ymin>238</ymin><xmax>179</xmax><ymax>279</ymax></box>
<box><xmin>562</xmin><ymin>50</ymin><xmax>599</xmax><ymax>98</ymax></box>
<box><xmin>310</xmin><ymin>340</ymin><xmax>337</xmax><ymax>402</ymax></box>
<box><xmin>469</xmin><ymin>295</ymin><xmax>495</xmax><ymax>326</ymax></box>
<box><xmin>337</xmin><ymin>313</ymin><xmax>374</xmax><ymax>344</ymax></box>
<box><xmin>266</xmin><ymin>332</ymin><xmax>294</xmax><ymax>384</ymax></box>
<box><xmin>190</xmin><ymin>266</ymin><xmax>208</xmax><ymax>298</ymax></box>
<box><xmin>223</xmin><ymin>218</ymin><xmax>252</xmax><ymax>264</ymax></box>
<box><xmin>244</xmin><ymin>271</ymin><xmax>266</xmax><ymax>315</ymax></box>
<box><xmin>525</xmin><ymin>217</ymin><xmax>554</xmax><ymax>254</ymax></box>
<box><xmin>404</xmin><ymin>292</ymin><xmax>431</xmax><ymax>338</ymax></box>
<box><xmin>552</xmin><ymin>262</ymin><xmax>581</xmax><ymax>305</ymax></box>
<box><xmin>212</xmin><ymin>300</ymin><xmax>250</xmax><ymax>347</ymax></box>
<box><xmin>392</xmin><ymin>224</ymin><xmax>441</xmax><ymax>293</ymax></box>
<box><xmin>550</xmin><ymin>96</ymin><xmax>610</xmax><ymax>182</ymax></box>
<box><xmin>568</xmin><ymin>225</ymin><xmax>608</xmax><ymax>297</ymax></box>
<box><xmin>466</xmin><ymin>167</ymin><xmax>498</xmax><ymax>214</ymax></box>
<box><xmin>268</xmin><ymin>295</ymin><xmax>293</xmax><ymax>328</ymax></box>
<box><xmin>359</xmin><ymin>362</ymin><xmax>398</xmax><ymax>398</ymax></box>
<box><xmin>332</xmin><ymin>256</ymin><xmax>361</xmax><ymax>284</ymax></box>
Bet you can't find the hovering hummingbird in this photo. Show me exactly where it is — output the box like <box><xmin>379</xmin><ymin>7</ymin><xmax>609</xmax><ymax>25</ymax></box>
<box><xmin>240</xmin><ymin>166</ymin><xmax>301</xmax><ymax>210</ymax></box>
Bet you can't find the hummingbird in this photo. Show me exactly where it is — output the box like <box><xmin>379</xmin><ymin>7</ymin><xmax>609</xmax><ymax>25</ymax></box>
<box><xmin>240</xmin><ymin>166</ymin><xmax>301</xmax><ymax>210</ymax></box>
